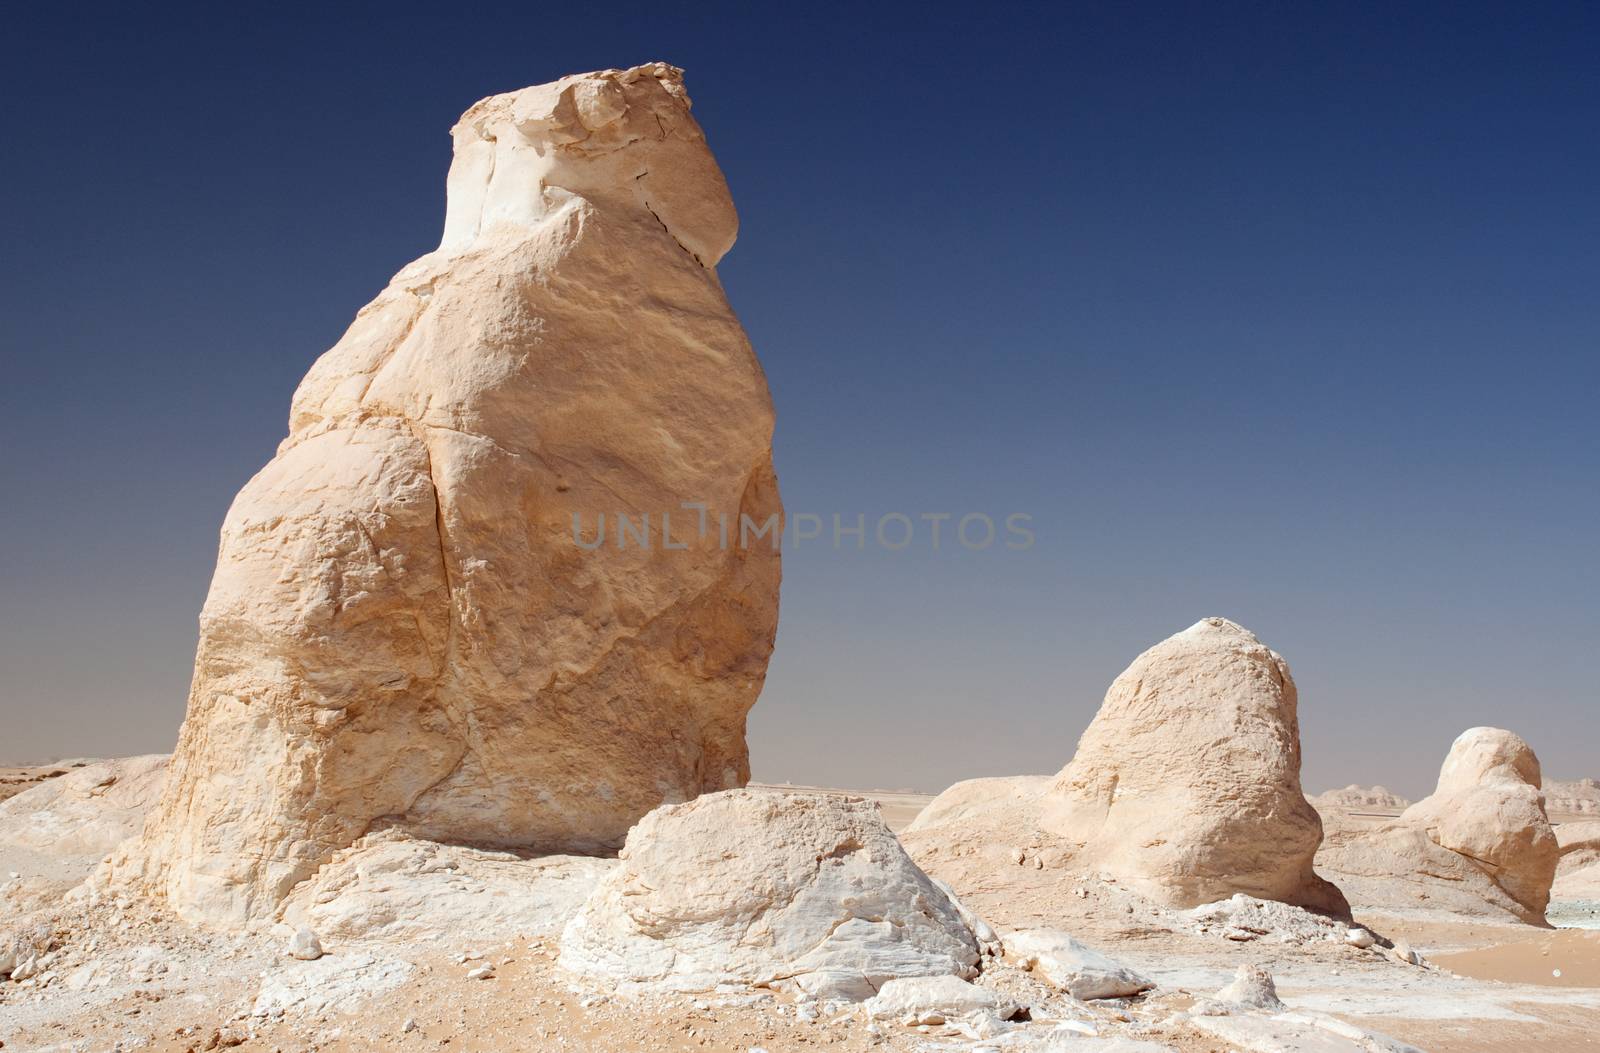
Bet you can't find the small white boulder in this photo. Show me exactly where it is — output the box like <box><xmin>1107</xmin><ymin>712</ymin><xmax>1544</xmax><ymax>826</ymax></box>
<box><xmin>864</xmin><ymin>974</ymin><xmax>1005</xmax><ymax>1025</ymax></box>
<box><xmin>1214</xmin><ymin>964</ymin><xmax>1284</xmax><ymax>1011</ymax></box>
<box><xmin>1002</xmin><ymin>929</ymin><xmax>1154</xmax><ymax>1000</ymax></box>
<box><xmin>1346</xmin><ymin>927</ymin><xmax>1376</xmax><ymax>949</ymax></box>
<box><xmin>287</xmin><ymin>928</ymin><xmax>323</xmax><ymax>961</ymax></box>
<box><xmin>558</xmin><ymin>790</ymin><xmax>979</xmax><ymax>999</ymax></box>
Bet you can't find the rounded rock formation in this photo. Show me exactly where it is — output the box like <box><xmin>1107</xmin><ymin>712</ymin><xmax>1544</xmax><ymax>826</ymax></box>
<box><xmin>903</xmin><ymin>618</ymin><xmax>1346</xmax><ymax>921</ymax></box>
<box><xmin>1041</xmin><ymin>618</ymin><xmax>1346</xmax><ymax>912</ymax></box>
<box><xmin>1317</xmin><ymin>727</ymin><xmax>1559</xmax><ymax>923</ymax></box>
<box><xmin>557</xmin><ymin>789</ymin><xmax>981</xmax><ymax>1000</ymax></box>
<box><xmin>107</xmin><ymin>63</ymin><xmax>782</xmax><ymax>927</ymax></box>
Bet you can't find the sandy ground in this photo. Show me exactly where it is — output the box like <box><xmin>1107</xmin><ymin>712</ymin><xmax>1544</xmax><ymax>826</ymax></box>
<box><xmin>3</xmin><ymin>771</ymin><xmax>1599</xmax><ymax>1052</ymax></box>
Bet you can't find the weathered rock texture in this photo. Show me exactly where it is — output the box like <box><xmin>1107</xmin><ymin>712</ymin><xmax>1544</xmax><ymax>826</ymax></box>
<box><xmin>0</xmin><ymin>755</ymin><xmax>168</xmax><ymax>858</ymax></box>
<box><xmin>904</xmin><ymin>619</ymin><xmax>1345</xmax><ymax>917</ymax></box>
<box><xmin>108</xmin><ymin>63</ymin><xmax>781</xmax><ymax>927</ymax></box>
<box><xmin>1041</xmin><ymin>618</ymin><xmax>1344</xmax><ymax>912</ymax></box>
<box><xmin>558</xmin><ymin>790</ymin><xmax>981</xmax><ymax>999</ymax></box>
<box><xmin>277</xmin><ymin>828</ymin><xmax>615</xmax><ymax>941</ymax></box>
<box><xmin>1318</xmin><ymin>728</ymin><xmax>1559</xmax><ymax>923</ymax></box>
<box><xmin>1000</xmin><ymin>929</ymin><xmax>1153</xmax><ymax>1000</ymax></box>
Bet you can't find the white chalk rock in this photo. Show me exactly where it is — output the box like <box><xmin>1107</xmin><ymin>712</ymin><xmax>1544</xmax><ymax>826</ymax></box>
<box><xmin>0</xmin><ymin>755</ymin><xmax>168</xmax><ymax>857</ymax></box>
<box><xmin>863</xmin><ymin>974</ymin><xmax>1004</xmax><ymax>1025</ymax></box>
<box><xmin>1318</xmin><ymin>727</ymin><xmax>1559</xmax><ymax>924</ymax></box>
<box><xmin>1214</xmin><ymin>964</ymin><xmax>1284</xmax><ymax>1011</ymax></box>
<box><xmin>1043</xmin><ymin>619</ymin><xmax>1346</xmax><ymax>912</ymax></box>
<box><xmin>277</xmin><ymin>828</ymin><xmax>614</xmax><ymax>941</ymax></box>
<box><xmin>106</xmin><ymin>62</ymin><xmax>782</xmax><ymax>928</ymax></box>
<box><xmin>905</xmin><ymin>620</ymin><xmax>1346</xmax><ymax>916</ymax></box>
<box><xmin>253</xmin><ymin>953</ymin><xmax>413</xmax><ymax>1018</ymax></box>
<box><xmin>558</xmin><ymin>790</ymin><xmax>979</xmax><ymax>999</ymax></box>
<box><xmin>1346</xmin><ymin>927</ymin><xmax>1376</xmax><ymax>949</ymax></box>
<box><xmin>1545</xmin><ymin>778</ymin><xmax>1600</xmax><ymax>815</ymax></box>
<box><xmin>1002</xmin><ymin>929</ymin><xmax>1154</xmax><ymax>1000</ymax></box>
<box><xmin>1310</xmin><ymin>785</ymin><xmax>1412</xmax><ymax>811</ymax></box>
<box><xmin>287</xmin><ymin>928</ymin><xmax>323</xmax><ymax>961</ymax></box>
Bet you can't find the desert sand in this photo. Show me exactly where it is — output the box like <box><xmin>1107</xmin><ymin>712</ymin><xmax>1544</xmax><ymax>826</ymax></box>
<box><xmin>5</xmin><ymin>757</ymin><xmax>1600</xmax><ymax>1052</ymax></box>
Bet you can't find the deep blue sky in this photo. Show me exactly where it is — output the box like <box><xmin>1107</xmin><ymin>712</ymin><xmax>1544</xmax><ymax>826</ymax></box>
<box><xmin>2</xmin><ymin>2</ymin><xmax>1595</xmax><ymax>797</ymax></box>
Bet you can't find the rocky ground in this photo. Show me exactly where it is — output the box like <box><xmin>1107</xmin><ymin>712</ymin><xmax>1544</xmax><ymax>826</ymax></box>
<box><xmin>2</xmin><ymin>769</ymin><xmax>1598</xmax><ymax>1052</ymax></box>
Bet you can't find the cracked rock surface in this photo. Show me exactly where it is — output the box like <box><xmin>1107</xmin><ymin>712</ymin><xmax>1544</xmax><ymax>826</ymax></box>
<box><xmin>557</xmin><ymin>789</ymin><xmax>981</xmax><ymax>999</ymax></box>
<box><xmin>103</xmin><ymin>62</ymin><xmax>781</xmax><ymax>928</ymax></box>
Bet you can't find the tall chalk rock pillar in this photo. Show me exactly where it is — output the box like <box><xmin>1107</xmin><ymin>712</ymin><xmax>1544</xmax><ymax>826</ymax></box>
<box><xmin>111</xmin><ymin>64</ymin><xmax>782</xmax><ymax>927</ymax></box>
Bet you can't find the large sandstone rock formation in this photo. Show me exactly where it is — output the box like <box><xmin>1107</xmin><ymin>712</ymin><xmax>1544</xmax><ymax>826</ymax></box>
<box><xmin>108</xmin><ymin>63</ymin><xmax>781</xmax><ymax>927</ymax></box>
<box><xmin>558</xmin><ymin>790</ymin><xmax>981</xmax><ymax>999</ymax></box>
<box><xmin>907</xmin><ymin>619</ymin><xmax>1343</xmax><ymax>915</ymax></box>
<box><xmin>1317</xmin><ymin>728</ymin><xmax>1559</xmax><ymax>923</ymax></box>
<box><xmin>1041</xmin><ymin>618</ymin><xmax>1344</xmax><ymax>912</ymax></box>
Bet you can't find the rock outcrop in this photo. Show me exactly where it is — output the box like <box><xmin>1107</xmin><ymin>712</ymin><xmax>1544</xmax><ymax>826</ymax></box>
<box><xmin>1311</xmin><ymin>786</ymin><xmax>1412</xmax><ymax>812</ymax></box>
<box><xmin>1212</xmin><ymin>964</ymin><xmax>1284</xmax><ymax>1011</ymax></box>
<box><xmin>557</xmin><ymin>790</ymin><xmax>981</xmax><ymax>999</ymax></box>
<box><xmin>1042</xmin><ymin>618</ymin><xmax>1344</xmax><ymax>911</ymax></box>
<box><xmin>1554</xmin><ymin>822</ymin><xmax>1600</xmax><ymax>900</ymax></box>
<box><xmin>1317</xmin><ymin>728</ymin><xmax>1559</xmax><ymax>923</ymax></box>
<box><xmin>1545</xmin><ymin>777</ymin><xmax>1600</xmax><ymax>816</ymax></box>
<box><xmin>107</xmin><ymin>63</ymin><xmax>781</xmax><ymax>927</ymax></box>
<box><xmin>0</xmin><ymin>755</ymin><xmax>167</xmax><ymax>858</ymax></box>
<box><xmin>862</xmin><ymin>975</ymin><xmax>1013</xmax><ymax>1027</ymax></box>
<box><xmin>906</xmin><ymin>619</ymin><xmax>1345</xmax><ymax>915</ymax></box>
<box><xmin>1000</xmin><ymin>929</ymin><xmax>1153</xmax><ymax>1000</ymax></box>
<box><xmin>277</xmin><ymin>828</ymin><xmax>614</xmax><ymax>941</ymax></box>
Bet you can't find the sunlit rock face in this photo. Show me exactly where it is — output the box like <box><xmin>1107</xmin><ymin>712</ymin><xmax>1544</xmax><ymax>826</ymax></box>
<box><xmin>1041</xmin><ymin>618</ymin><xmax>1347</xmax><ymax>913</ymax></box>
<box><xmin>108</xmin><ymin>63</ymin><xmax>782</xmax><ymax>927</ymax></box>
<box><xmin>1318</xmin><ymin>727</ymin><xmax>1559</xmax><ymax>924</ymax></box>
<box><xmin>904</xmin><ymin>618</ymin><xmax>1347</xmax><ymax>917</ymax></box>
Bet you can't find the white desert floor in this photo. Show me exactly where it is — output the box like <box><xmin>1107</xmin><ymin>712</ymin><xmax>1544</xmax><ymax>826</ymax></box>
<box><xmin>2</xmin><ymin>773</ymin><xmax>1598</xmax><ymax>1053</ymax></box>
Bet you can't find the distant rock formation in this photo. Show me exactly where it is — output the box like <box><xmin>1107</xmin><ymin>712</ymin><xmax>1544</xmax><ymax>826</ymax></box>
<box><xmin>1042</xmin><ymin>618</ymin><xmax>1345</xmax><ymax>912</ymax></box>
<box><xmin>1311</xmin><ymin>786</ymin><xmax>1412</xmax><ymax>811</ymax></box>
<box><xmin>1317</xmin><ymin>727</ymin><xmax>1559</xmax><ymax>923</ymax></box>
<box><xmin>1554</xmin><ymin>822</ymin><xmax>1600</xmax><ymax>900</ymax></box>
<box><xmin>1545</xmin><ymin>777</ymin><xmax>1600</xmax><ymax>815</ymax></box>
<box><xmin>106</xmin><ymin>63</ymin><xmax>781</xmax><ymax>928</ymax></box>
<box><xmin>558</xmin><ymin>790</ymin><xmax>981</xmax><ymax>999</ymax></box>
<box><xmin>905</xmin><ymin>618</ymin><xmax>1346</xmax><ymax>915</ymax></box>
<box><xmin>0</xmin><ymin>756</ymin><xmax>167</xmax><ymax>858</ymax></box>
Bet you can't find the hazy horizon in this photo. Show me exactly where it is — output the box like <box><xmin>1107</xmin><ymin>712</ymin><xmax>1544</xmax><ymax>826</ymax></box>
<box><xmin>3</xmin><ymin>2</ymin><xmax>1596</xmax><ymax>803</ymax></box>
